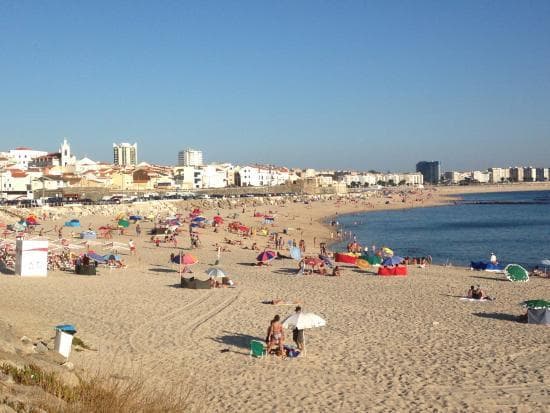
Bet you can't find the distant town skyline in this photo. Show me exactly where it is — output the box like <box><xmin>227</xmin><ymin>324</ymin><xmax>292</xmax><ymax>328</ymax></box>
<box><xmin>1</xmin><ymin>2</ymin><xmax>549</xmax><ymax>171</ymax></box>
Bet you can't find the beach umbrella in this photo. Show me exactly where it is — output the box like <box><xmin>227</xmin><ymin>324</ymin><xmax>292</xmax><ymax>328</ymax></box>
<box><xmin>381</xmin><ymin>247</ymin><xmax>394</xmax><ymax>257</ymax></box>
<box><xmin>304</xmin><ymin>257</ymin><xmax>323</xmax><ymax>266</ymax></box>
<box><xmin>206</xmin><ymin>267</ymin><xmax>226</xmax><ymax>278</ymax></box>
<box><xmin>290</xmin><ymin>246</ymin><xmax>302</xmax><ymax>261</ymax></box>
<box><xmin>257</xmin><ymin>250</ymin><xmax>276</xmax><ymax>263</ymax></box>
<box><xmin>382</xmin><ymin>256</ymin><xmax>404</xmax><ymax>266</ymax></box>
<box><xmin>103</xmin><ymin>254</ymin><xmax>121</xmax><ymax>261</ymax></box>
<box><xmin>521</xmin><ymin>299</ymin><xmax>550</xmax><ymax>309</ymax></box>
<box><xmin>282</xmin><ymin>312</ymin><xmax>326</xmax><ymax>356</ymax></box>
<box><xmin>171</xmin><ymin>253</ymin><xmax>198</xmax><ymax>265</ymax></box>
<box><xmin>504</xmin><ymin>264</ymin><xmax>529</xmax><ymax>282</ymax></box>
<box><xmin>118</xmin><ymin>219</ymin><xmax>130</xmax><ymax>228</ymax></box>
<box><xmin>88</xmin><ymin>252</ymin><xmax>106</xmax><ymax>263</ymax></box>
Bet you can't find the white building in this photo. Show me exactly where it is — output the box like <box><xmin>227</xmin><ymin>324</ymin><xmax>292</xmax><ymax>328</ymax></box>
<box><xmin>488</xmin><ymin>167</ymin><xmax>510</xmax><ymax>183</ymax></box>
<box><xmin>7</xmin><ymin>147</ymin><xmax>48</xmax><ymax>170</ymax></box>
<box><xmin>178</xmin><ymin>148</ymin><xmax>203</xmax><ymax>167</ymax></box>
<box><xmin>113</xmin><ymin>142</ymin><xmax>137</xmax><ymax>166</ymax></box>
<box><xmin>236</xmin><ymin>165</ymin><xmax>290</xmax><ymax>187</ymax></box>
<box><xmin>0</xmin><ymin>169</ymin><xmax>33</xmax><ymax>199</ymax></box>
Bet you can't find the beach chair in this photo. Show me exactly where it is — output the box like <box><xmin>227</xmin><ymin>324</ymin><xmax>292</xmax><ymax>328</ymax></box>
<box><xmin>250</xmin><ymin>340</ymin><xmax>267</xmax><ymax>358</ymax></box>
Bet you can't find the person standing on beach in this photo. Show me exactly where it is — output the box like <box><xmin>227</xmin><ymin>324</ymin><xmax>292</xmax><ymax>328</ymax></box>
<box><xmin>292</xmin><ymin>306</ymin><xmax>304</xmax><ymax>352</ymax></box>
<box><xmin>129</xmin><ymin>239</ymin><xmax>136</xmax><ymax>255</ymax></box>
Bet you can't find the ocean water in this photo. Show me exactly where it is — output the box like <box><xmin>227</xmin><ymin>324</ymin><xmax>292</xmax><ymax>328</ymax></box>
<box><xmin>332</xmin><ymin>190</ymin><xmax>550</xmax><ymax>268</ymax></box>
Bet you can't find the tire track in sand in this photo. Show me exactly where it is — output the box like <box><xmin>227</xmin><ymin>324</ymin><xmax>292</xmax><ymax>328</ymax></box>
<box><xmin>127</xmin><ymin>291</ymin><xmax>211</xmax><ymax>354</ymax></box>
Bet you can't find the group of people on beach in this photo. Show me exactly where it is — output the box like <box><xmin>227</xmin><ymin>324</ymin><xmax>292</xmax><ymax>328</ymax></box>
<box><xmin>266</xmin><ymin>307</ymin><xmax>304</xmax><ymax>358</ymax></box>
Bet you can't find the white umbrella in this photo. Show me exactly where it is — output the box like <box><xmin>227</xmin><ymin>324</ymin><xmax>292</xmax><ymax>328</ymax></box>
<box><xmin>282</xmin><ymin>312</ymin><xmax>326</xmax><ymax>356</ymax></box>
<box><xmin>206</xmin><ymin>267</ymin><xmax>226</xmax><ymax>278</ymax></box>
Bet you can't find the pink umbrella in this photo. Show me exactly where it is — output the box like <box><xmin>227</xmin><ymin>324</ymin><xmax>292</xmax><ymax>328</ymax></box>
<box><xmin>257</xmin><ymin>250</ymin><xmax>276</xmax><ymax>263</ymax></box>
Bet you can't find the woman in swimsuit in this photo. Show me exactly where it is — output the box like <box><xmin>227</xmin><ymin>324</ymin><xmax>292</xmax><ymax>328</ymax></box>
<box><xmin>267</xmin><ymin>315</ymin><xmax>285</xmax><ymax>356</ymax></box>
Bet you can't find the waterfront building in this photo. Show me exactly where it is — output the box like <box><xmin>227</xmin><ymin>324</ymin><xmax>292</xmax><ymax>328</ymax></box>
<box><xmin>178</xmin><ymin>148</ymin><xmax>203</xmax><ymax>167</ymax></box>
<box><xmin>416</xmin><ymin>161</ymin><xmax>441</xmax><ymax>184</ymax></box>
<box><xmin>535</xmin><ymin>167</ymin><xmax>549</xmax><ymax>182</ymax></box>
<box><xmin>488</xmin><ymin>167</ymin><xmax>510</xmax><ymax>183</ymax></box>
<box><xmin>523</xmin><ymin>167</ymin><xmax>536</xmax><ymax>182</ymax></box>
<box><xmin>509</xmin><ymin>167</ymin><xmax>524</xmax><ymax>182</ymax></box>
<box><xmin>113</xmin><ymin>142</ymin><xmax>138</xmax><ymax>166</ymax></box>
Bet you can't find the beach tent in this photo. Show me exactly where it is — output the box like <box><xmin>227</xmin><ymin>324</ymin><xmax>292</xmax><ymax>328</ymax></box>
<box><xmin>521</xmin><ymin>299</ymin><xmax>550</xmax><ymax>325</ymax></box>
<box><xmin>470</xmin><ymin>261</ymin><xmax>504</xmax><ymax>272</ymax></box>
<box><xmin>80</xmin><ymin>231</ymin><xmax>97</xmax><ymax>240</ymax></box>
<box><xmin>378</xmin><ymin>266</ymin><xmax>408</xmax><ymax>276</ymax></box>
<box><xmin>64</xmin><ymin>219</ymin><xmax>81</xmax><ymax>227</ymax></box>
<box><xmin>335</xmin><ymin>253</ymin><xmax>358</xmax><ymax>265</ymax></box>
<box><xmin>504</xmin><ymin>264</ymin><xmax>529</xmax><ymax>282</ymax></box>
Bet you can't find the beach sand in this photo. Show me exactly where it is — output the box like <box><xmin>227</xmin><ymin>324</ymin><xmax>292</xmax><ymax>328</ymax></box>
<box><xmin>1</xmin><ymin>184</ymin><xmax>549</xmax><ymax>412</ymax></box>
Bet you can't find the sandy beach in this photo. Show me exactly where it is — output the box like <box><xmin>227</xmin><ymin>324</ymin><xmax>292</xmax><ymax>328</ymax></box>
<box><xmin>1</xmin><ymin>183</ymin><xmax>549</xmax><ymax>412</ymax></box>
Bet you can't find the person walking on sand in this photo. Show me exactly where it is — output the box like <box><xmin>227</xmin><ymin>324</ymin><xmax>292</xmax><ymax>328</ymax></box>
<box><xmin>129</xmin><ymin>239</ymin><xmax>136</xmax><ymax>255</ymax></box>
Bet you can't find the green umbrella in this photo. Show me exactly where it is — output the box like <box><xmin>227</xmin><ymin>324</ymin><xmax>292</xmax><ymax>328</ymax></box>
<box><xmin>504</xmin><ymin>264</ymin><xmax>529</xmax><ymax>282</ymax></box>
<box><xmin>361</xmin><ymin>254</ymin><xmax>382</xmax><ymax>265</ymax></box>
<box><xmin>118</xmin><ymin>219</ymin><xmax>130</xmax><ymax>228</ymax></box>
<box><xmin>521</xmin><ymin>299</ymin><xmax>550</xmax><ymax>309</ymax></box>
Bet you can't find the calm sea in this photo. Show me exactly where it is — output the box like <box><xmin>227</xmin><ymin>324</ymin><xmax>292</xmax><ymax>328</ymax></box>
<box><xmin>332</xmin><ymin>190</ymin><xmax>550</xmax><ymax>268</ymax></box>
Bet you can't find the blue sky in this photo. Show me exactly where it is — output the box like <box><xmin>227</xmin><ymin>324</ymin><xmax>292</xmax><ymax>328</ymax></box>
<box><xmin>1</xmin><ymin>1</ymin><xmax>549</xmax><ymax>171</ymax></box>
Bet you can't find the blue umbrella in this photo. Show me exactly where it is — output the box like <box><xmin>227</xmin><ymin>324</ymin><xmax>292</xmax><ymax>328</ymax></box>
<box><xmin>382</xmin><ymin>256</ymin><xmax>404</xmax><ymax>266</ymax></box>
<box><xmin>88</xmin><ymin>252</ymin><xmax>106</xmax><ymax>263</ymax></box>
<box><xmin>290</xmin><ymin>246</ymin><xmax>302</xmax><ymax>261</ymax></box>
<box><xmin>103</xmin><ymin>254</ymin><xmax>121</xmax><ymax>261</ymax></box>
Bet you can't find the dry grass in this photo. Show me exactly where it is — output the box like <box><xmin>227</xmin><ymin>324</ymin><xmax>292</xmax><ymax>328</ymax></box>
<box><xmin>0</xmin><ymin>362</ymin><xmax>198</xmax><ymax>413</ymax></box>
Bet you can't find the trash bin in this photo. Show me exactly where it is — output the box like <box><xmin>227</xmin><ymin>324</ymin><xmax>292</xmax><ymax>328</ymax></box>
<box><xmin>54</xmin><ymin>324</ymin><xmax>77</xmax><ymax>358</ymax></box>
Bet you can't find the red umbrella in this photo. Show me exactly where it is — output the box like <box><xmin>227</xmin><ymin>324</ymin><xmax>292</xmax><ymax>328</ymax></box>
<box><xmin>304</xmin><ymin>257</ymin><xmax>323</xmax><ymax>266</ymax></box>
<box><xmin>257</xmin><ymin>250</ymin><xmax>276</xmax><ymax>262</ymax></box>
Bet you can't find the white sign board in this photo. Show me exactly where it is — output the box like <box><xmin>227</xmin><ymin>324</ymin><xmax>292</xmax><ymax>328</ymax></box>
<box><xmin>15</xmin><ymin>240</ymin><xmax>48</xmax><ymax>277</ymax></box>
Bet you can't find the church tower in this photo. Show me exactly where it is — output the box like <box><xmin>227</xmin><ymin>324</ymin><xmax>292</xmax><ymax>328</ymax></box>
<box><xmin>60</xmin><ymin>139</ymin><xmax>71</xmax><ymax>167</ymax></box>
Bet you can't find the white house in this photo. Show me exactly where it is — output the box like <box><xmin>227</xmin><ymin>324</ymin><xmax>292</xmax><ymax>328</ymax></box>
<box><xmin>7</xmin><ymin>147</ymin><xmax>48</xmax><ymax>170</ymax></box>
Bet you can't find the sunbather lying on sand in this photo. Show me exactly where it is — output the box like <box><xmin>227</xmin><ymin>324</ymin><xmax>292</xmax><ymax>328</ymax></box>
<box><xmin>466</xmin><ymin>285</ymin><xmax>494</xmax><ymax>300</ymax></box>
